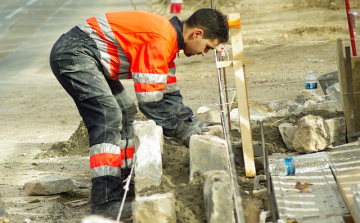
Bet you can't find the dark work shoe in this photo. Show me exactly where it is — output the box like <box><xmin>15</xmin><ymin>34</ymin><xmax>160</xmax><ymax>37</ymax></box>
<box><xmin>90</xmin><ymin>200</ymin><xmax>132</xmax><ymax>219</ymax></box>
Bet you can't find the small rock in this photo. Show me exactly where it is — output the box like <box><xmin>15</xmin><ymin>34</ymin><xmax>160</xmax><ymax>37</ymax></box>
<box><xmin>24</xmin><ymin>175</ymin><xmax>74</xmax><ymax>196</ymax></box>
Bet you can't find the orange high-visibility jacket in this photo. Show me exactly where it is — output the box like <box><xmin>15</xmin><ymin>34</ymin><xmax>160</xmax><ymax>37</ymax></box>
<box><xmin>77</xmin><ymin>10</ymin><xmax>183</xmax><ymax>104</ymax></box>
<box><xmin>77</xmin><ymin>10</ymin><xmax>192</xmax><ymax>139</ymax></box>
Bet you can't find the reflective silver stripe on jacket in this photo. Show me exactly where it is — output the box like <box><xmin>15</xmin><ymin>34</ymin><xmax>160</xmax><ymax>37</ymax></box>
<box><xmin>77</xmin><ymin>14</ymin><xmax>130</xmax><ymax>78</ymax></box>
<box><xmin>133</xmin><ymin>72</ymin><xmax>167</xmax><ymax>84</ymax></box>
<box><xmin>133</xmin><ymin>72</ymin><xmax>167</xmax><ymax>103</ymax></box>
<box><xmin>163</xmin><ymin>67</ymin><xmax>178</xmax><ymax>94</ymax></box>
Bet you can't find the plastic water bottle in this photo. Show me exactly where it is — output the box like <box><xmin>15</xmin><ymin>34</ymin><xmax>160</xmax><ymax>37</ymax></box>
<box><xmin>269</xmin><ymin>152</ymin><xmax>329</xmax><ymax>176</ymax></box>
<box><xmin>305</xmin><ymin>70</ymin><xmax>318</xmax><ymax>93</ymax></box>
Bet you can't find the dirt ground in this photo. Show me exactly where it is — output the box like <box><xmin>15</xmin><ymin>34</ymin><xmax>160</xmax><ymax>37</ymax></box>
<box><xmin>1</xmin><ymin>0</ymin><xmax>360</xmax><ymax>222</ymax></box>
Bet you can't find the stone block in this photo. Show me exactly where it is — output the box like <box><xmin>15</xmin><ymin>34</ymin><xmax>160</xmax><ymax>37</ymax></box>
<box><xmin>203</xmin><ymin>170</ymin><xmax>235</xmax><ymax>223</ymax></box>
<box><xmin>156</xmin><ymin>125</ymin><xmax>164</xmax><ymax>153</ymax></box>
<box><xmin>24</xmin><ymin>175</ymin><xmax>74</xmax><ymax>196</ymax></box>
<box><xmin>133</xmin><ymin>120</ymin><xmax>162</xmax><ymax>193</ymax></box>
<box><xmin>292</xmin><ymin>115</ymin><xmax>330</xmax><ymax>153</ymax></box>
<box><xmin>189</xmin><ymin>135</ymin><xmax>229</xmax><ymax>182</ymax></box>
<box><xmin>81</xmin><ymin>216</ymin><xmax>119</xmax><ymax>223</ymax></box>
<box><xmin>324</xmin><ymin>117</ymin><xmax>346</xmax><ymax>146</ymax></box>
<box><xmin>133</xmin><ymin>193</ymin><xmax>176</xmax><ymax>223</ymax></box>
<box><xmin>279</xmin><ymin>123</ymin><xmax>298</xmax><ymax>151</ymax></box>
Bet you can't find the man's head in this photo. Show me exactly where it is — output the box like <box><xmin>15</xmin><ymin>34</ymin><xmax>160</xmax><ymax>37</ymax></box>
<box><xmin>182</xmin><ymin>8</ymin><xmax>229</xmax><ymax>57</ymax></box>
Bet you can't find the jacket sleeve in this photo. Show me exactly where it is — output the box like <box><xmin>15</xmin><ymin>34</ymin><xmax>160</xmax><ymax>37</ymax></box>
<box><xmin>131</xmin><ymin>44</ymin><xmax>194</xmax><ymax>137</ymax></box>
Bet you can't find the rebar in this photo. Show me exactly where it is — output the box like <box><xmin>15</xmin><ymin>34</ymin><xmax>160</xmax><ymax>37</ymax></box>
<box><xmin>214</xmin><ymin>51</ymin><xmax>245</xmax><ymax>223</ymax></box>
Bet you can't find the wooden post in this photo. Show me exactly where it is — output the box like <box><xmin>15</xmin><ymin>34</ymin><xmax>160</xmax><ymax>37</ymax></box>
<box><xmin>336</xmin><ymin>39</ymin><xmax>360</xmax><ymax>141</ymax></box>
<box><xmin>229</xmin><ymin>13</ymin><xmax>256</xmax><ymax>178</ymax></box>
<box><xmin>345</xmin><ymin>46</ymin><xmax>356</xmax><ymax>142</ymax></box>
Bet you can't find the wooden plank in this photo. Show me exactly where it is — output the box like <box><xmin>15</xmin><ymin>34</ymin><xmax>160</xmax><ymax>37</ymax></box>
<box><xmin>351</xmin><ymin>59</ymin><xmax>360</xmax><ymax>137</ymax></box>
<box><xmin>336</xmin><ymin>169</ymin><xmax>360</xmax><ymax>223</ymax></box>
<box><xmin>233</xmin><ymin>60</ymin><xmax>256</xmax><ymax>177</ymax></box>
<box><xmin>229</xmin><ymin>14</ymin><xmax>244</xmax><ymax>61</ymax></box>
<box><xmin>229</xmin><ymin>13</ymin><xmax>256</xmax><ymax>177</ymax></box>
<box><xmin>345</xmin><ymin>46</ymin><xmax>356</xmax><ymax>142</ymax></box>
<box><xmin>337</xmin><ymin>39</ymin><xmax>360</xmax><ymax>142</ymax></box>
<box><xmin>337</xmin><ymin>39</ymin><xmax>351</xmax><ymax>138</ymax></box>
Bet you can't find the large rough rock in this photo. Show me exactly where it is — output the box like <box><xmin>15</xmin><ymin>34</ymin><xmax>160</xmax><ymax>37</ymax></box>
<box><xmin>24</xmin><ymin>175</ymin><xmax>74</xmax><ymax>196</ymax></box>
<box><xmin>324</xmin><ymin>117</ymin><xmax>346</xmax><ymax>146</ymax></box>
<box><xmin>278</xmin><ymin>123</ymin><xmax>298</xmax><ymax>151</ymax></box>
<box><xmin>292</xmin><ymin>115</ymin><xmax>331</xmax><ymax>153</ymax></box>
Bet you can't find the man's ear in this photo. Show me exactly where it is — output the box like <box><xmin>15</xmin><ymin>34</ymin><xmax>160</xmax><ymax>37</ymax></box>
<box><xmin>191</xmin><ymin>28</ymin><xmax>204</xmax><ymax>39</ymax></box>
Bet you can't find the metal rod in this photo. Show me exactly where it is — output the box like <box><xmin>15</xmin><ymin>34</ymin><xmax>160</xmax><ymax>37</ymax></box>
<box><xmin>260</xmin><ymin>120</ymin><xmax>277</xmax><ymax>223</ymax></box>
<box><xmin>345</xmin><ymin>0</ymin><xmax>357</xmax><ymax>56</ymax></box>
<box><xmin>221</xmin><ymin>55</ymin><xmax>232</xmax><ymax>132</ymax></box>
<box><xmin>215</xmin><ymin>51</ymin><xmax>245</xmax><ymax>223</ymax></box>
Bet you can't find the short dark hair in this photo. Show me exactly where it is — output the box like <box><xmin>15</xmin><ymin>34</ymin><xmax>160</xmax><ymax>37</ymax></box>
<box><xmin>185</xmin><ymin>8</ymin><xmax>229</xmax><ymax>44</ymax></box>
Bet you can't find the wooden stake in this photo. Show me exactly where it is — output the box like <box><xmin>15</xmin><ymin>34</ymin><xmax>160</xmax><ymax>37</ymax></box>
<box><xmin>345</xmin><ymin>46</ymin><xmax>357</xmax><ymax>142</ymax></box>
<box><xmin>229</xmin><ymin>13</ymin><xmax>256</xmax><ymax>178</ymax></box>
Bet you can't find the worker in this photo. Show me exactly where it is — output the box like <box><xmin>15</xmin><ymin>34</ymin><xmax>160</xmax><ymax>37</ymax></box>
<box><xmin>49</xmin><ymin>8</ymin><xmax>229</xmax><ymax>219</ymax></box>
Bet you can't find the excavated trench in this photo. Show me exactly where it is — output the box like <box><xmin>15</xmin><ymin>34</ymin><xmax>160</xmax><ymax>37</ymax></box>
<box><xmin>36</xmin><ymin>108</ymin><xmax>343</xmax><ymax>222</ymax></box>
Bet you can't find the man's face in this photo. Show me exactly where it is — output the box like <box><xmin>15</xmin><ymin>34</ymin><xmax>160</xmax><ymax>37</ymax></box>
<box><xmin>183</xmin><ymin>35</ymin><xmax>219</xmax><ymax>57</ymax></box>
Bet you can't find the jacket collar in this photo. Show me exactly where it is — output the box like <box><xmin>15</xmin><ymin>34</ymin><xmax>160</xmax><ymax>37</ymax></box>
<box><xmin>169</xmin><ymin>16</ymin><xmax>185</xmax><ymax>50</ymax></box>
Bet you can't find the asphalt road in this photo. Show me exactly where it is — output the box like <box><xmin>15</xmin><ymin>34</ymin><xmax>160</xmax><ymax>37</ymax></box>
<box><xmin>0</xmin><ymin>0</ymin><xmax>149</xmax><ymax>77</ymax></box>
<box><xmin>0</xmin><ymin>0</ymin><xmax>149</xmax><ymax>221</ymax></box>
